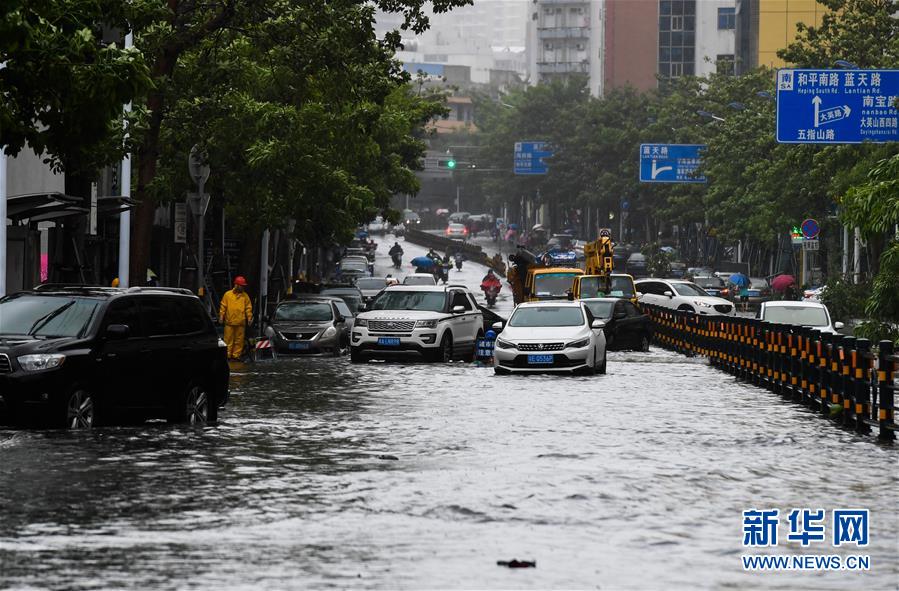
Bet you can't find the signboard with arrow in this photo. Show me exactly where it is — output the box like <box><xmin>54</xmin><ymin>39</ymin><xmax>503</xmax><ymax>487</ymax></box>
<box><xmin>639</xmin><ymin>144</ymin><xmax>707</xmax><ymax>183</ymax></box>
<box><xmin>776</xmin><ymin>69</ymin><xmax>898</xmax><ymax>143</ymax></box>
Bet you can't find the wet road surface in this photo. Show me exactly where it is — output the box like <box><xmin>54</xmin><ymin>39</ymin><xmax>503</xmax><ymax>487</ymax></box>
<box><xmin>0</xmin><ymin>234</ymin><xmax>896</xmax><ymax>590</ymax></box>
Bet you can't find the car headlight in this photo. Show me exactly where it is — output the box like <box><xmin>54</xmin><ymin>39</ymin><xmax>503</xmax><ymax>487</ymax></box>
<box><xmin>322</xmin><ymin>326</ymin><xmax>337</xmax><ymax>338</ymax></box>
<box><xmin>696</xmin><ymin>300</ymin><xmax>713</xmax><ymax>308</ymax></box>
<box><xmin>566</xmin><ymin>337</ymin><xmax>590</xmax><ymax>349</ymax></box>
<box><xmin>17</xmin><ymin>354</ymin><xmax>66</xmax><ymax>372</ymax></box>
<box><xmin>264</xmin><ymin>325</ymin><xmax>276</xmax><ymax>338</ymax></box>
<box><xmin>495</xmin><ymin>338</ymin><xmax>516</xmax><ymax>350</ymax></box>
<box><xmin>415</xmin><ymin>319</ymin><xmax>438</xmax><ymax>329</ymax></box>
<box><xmin>355</xmin><ymin>318</ymin><xmax>368</xmax><ymax>327</ymax></box>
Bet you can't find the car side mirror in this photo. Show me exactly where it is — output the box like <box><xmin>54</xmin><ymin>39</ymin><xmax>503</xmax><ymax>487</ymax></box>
<box><xmin>106</xmin><ymin>324</ymin><xmax>130</xmax><ymax>339</ymax></box>
<box><xmin>664</xmin><ymin>291</ymin><xmax>674</xmax><ymax>298</ymax></box>
<box><xmin>452</xmin><ymin>305</ymin><xmax>465</xmax><ymax>314</ymax></box>
<box><xmin>491</xmin><ymin>321</ymin><xmax>504</xmax><ymax>330</ymax></box>
<box><xmin>591</xmin><ymin>320</ymin><xmax>606</xmax><ymax>329</ymax></box>
<box><xmin>834</xmin><ymin>321</ymin><xmax>845</xmax><ymax>330</ymax></box>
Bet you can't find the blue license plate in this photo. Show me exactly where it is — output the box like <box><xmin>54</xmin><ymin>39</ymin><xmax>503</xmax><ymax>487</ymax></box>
<box><xmin>378</xmin><ymin>337</ymin><xmax>401</xmax><ymax>346</ymax></box>
<box><xmin>527</xmin><ymin>354</ymin><xmax>554</xmax><ymax>364</ymax></box>
<box><xmin>289</xmin><ymin>342</ymin><xmax>310</xmax><ymax>350</ymax></box>
<box><xmin>747</xmin><ymin>290</ymin><xmax>761</xmax><ymax>297</ymax></box>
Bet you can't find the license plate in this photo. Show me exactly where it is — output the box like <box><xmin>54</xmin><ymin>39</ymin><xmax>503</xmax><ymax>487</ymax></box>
<box><xmin>747</xmin><ymin>290</ymin><xmax>760</xmax><ymax>297</ymax></box>
<box><xmin>527</xmin><ymin>354</ymin><xmax>554</xmax><ymax>364</ymax></box>
<box><xmin>289</xmin><ymin>342</ymin><xmax>310</xmax><ymax>350</ymax></box>
<box><xmin>378</xmin><ymin>337</ymin><xmax>401</xmax><ymax>346</ymax></box>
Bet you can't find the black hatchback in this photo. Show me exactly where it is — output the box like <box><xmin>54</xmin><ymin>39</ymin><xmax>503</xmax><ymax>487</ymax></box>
<box><xmin>0</xmin><ymin>287</ymin><xmax>229</xmax><ymax>428</ymax></box>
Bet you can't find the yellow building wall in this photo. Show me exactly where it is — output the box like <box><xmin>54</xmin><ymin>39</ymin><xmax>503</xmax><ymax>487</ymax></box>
<box><xmin>758</xmin><ymin>0</ymin><xmax>827</xmax><ymax>68</ymax></box>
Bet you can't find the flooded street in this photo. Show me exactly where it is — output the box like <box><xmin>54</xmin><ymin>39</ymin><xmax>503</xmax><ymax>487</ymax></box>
<box><xmin>0</xmin><ymin>237</ymin><xmax>896</xmax><ymax>590</ymax></box>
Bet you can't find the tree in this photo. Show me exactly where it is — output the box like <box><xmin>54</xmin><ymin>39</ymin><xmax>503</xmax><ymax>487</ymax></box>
<box><xmin>0</xmin><ymin>0</ymin><xmax>151</xmax><ymax>194</ymax></box>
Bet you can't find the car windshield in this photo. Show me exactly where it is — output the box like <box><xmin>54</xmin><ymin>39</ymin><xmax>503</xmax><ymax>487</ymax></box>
<box><xmin>764</xmin><ymin>305</ymin><xmax>829</xmax><ymax>326</ymax></box>
<box><xmin>672</xmin><ymin>283</ymin><xmax>710</xmax><ymax>297</ymax></box>
<box><xmin>533</xmin><ymin>273</ymin><xmax>579</xmax><ymax>297</ymax></box>
<box><xmin>0</xmin><ymin>295</ymin><xmax>101</xmax><ymax>337</ymax></box>
<box><xmin>371</xmin><ymin>291</ymin><xmax>446</xmax><ymax>312</ymax></box>
<box><xmin>509</xmin><ymin>306</ymin><xmax>585</xmax><ymax>327</ymax></box>
<box><xmin>579</xmin><ymin>276</ymin><xmax>634</xmax><ymax>298</ymax></box>
<box><xmin>583</xmin><ymin>301</ymin><xmax>615</xmax><ymax>319</ymax></box>
<box><xmin>693</xmin><ymin>277</ymin><xmax>723</xmax><ymax>288</ymax></box>
<box><xmin>356</xmin><ymin>278</ymin><xmax>387</xmax><ymax>290</ymax></box>
<box><xmin>404</xmin><ymin>276</ymin><xmax>435</xmax><ymax>286</ymax></box>
<box><xmin>274</xmin><ymin>302</ymin><xmax>333</xmax><ymax>322</ymax></box>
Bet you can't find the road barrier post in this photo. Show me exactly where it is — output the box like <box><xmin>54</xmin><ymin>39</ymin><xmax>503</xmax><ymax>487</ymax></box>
<box><xmin>877</xmin><ymin>340</ymin><xmax>895</xmax><ymax>442</ymax></box>
<box><xmin>854</xmin><ymin>338</ymin><xmax>872</xmax><ymax>435</ymax></box>
<box><xmin>839</xmin><ymin>336</ymin><xmax>856</xmax><ymax>427</ymax></box>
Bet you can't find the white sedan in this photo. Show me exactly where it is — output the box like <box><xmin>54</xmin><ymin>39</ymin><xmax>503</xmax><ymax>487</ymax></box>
<box><xmin>493</xmin><ymin>301</ymin><xmax>607</xmax><ymax>375</ymax></box>
<box><xmin>757</xmin><ymin>300</ymin><xmax>844</xmax><ymax>334</ymax></box>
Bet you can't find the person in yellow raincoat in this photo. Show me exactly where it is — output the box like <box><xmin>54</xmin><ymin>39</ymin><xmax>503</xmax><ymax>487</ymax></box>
<box><xmin>219</xmin><ymin>276</ymin><xmax>253</xmax><ymax>360</ymax></box>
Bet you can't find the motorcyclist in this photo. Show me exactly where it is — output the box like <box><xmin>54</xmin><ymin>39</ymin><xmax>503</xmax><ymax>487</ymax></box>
<box><xmin>453</xmin><ymin>251</ymin><xmax>464</xmax><ymax>270</ymax></box>
<box><xmin>481</xmin><ymin>269</ymin><xmax>502</xmax><ymax>291</ymax></box>
<box><xmin>439</xmin><ymin>254</ymin><xmax>451</xmax><ymax>284</ymax></box>
<box><xmin>389</xmin><ymin>242</ymin><xmax>404</xmax><ymax>257</ymax></box>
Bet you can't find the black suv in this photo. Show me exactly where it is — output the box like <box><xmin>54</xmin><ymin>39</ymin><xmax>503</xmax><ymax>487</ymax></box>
<box><xmin>0</xmin><ymin>287</ymin><xmax>229</xmax><ymax>428</ymax></box>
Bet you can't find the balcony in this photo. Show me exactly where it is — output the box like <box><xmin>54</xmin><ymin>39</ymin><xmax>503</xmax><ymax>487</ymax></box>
<box><xmin>536</xmin><ymin>61</ymin><xmax>590</xmax><ymax>74</ymax></box>
<box><xmin>537</xmin><ymin>26</ymin><xmax>590</xmax><ymax>39</ymax></box>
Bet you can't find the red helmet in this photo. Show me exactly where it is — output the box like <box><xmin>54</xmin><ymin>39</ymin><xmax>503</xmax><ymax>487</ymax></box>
<box><xmin>234</xmin><ymin>276</ymin><xmax>248</xmax><ymax>286</ymax></box>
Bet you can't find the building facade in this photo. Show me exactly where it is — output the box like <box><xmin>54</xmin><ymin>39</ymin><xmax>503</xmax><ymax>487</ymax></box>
<box><xmin>603</xmin><ymin>0</ymin><xmax>658</xmax><ymax>92</ymax></box>
<box><xmin>736</xmin><ymin>0</ymin><xmax>827</xmax><ymax>72</ymax></box>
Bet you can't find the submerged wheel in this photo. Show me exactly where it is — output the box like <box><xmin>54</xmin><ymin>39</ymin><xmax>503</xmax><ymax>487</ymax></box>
<box><xmin>597</xmin><ymin>352</ymin><xmax>607</xmax><ymax>375</ymax></box>
<box><xmin>350</xmin><ymin>347</ymin><xmax>364</xmax><ymax>363</ymax></box>
<box><xmin>172</xmin><ymin>383</ymin><xmax>215</xmax><ymax>425</ymax></box>
<box><xmin>65</xmin><ymin>388</ymin><xmax>96</xmax><ymax>429</ymax></box>
<box><xmin>639</xmin><ymin>335</ymin><xmax>651</xmax><ymax>352</ymax></box>
<box><xmin>435</xmin><ymin>333</ymin><xmax>453</xmax><ymax>363</ymax></box>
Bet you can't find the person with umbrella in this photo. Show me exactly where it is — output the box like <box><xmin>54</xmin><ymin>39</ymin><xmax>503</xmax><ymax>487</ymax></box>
<box><xmin>729</xmin><ymin>272</ymin><xmax>750</xmax><ymax>312</ymax></box>
<box><xmin>771</xmin><ymin>274</ymin><xmax>798</xmax><ymax>300</ymax></box>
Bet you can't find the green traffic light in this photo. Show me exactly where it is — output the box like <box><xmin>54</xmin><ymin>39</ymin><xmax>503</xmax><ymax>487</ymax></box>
<box><xmin>447</xmin><ymin>159</ymin><xmax>456</xmax><ymax>169</ymax></box>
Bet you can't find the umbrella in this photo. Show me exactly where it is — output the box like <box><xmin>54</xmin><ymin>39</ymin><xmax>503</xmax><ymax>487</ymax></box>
<box><xmin>729</xmin><ymin>272</ymin><xmax>749</xmax><ymax>287</ymax></box>
<box><xmin>770</xmin><ymin>274</ymin><xmax>796</xmax><ymax>292</ymax></box>
<box><xmin>411</xmin><ymin>256</ymin><xmax>436</xmax><ymax>269</ymax></box>
<box><xmin>508</xmin><ymin>223</ymin><xmax>519</xmax><ymax>230</ymax></box>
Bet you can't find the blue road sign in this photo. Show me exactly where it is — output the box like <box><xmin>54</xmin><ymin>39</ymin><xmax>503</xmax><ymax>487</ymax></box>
<box><xmin>514</xmin><ymin>141</ymin><xmax>552</xmax><ymax>175</ymax></box>
<box><xmin>639</xmin><ymin>144</ymin><xmax>707</xmax><ymax>183</ymax></box>
<box><xmin>776</xmin><ymin>69</ymin><xmax>899</xmax><ymax>143</ymax></box>
<box><xmin>801</xmin><ymin>218</ymin><xmax>820</xmax><ymax>240</ymax></box>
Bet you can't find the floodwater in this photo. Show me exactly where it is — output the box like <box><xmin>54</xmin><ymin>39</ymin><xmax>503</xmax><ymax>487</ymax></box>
<box><xmin>0</xmin><ymin>235</ymin><xmax>895</xmax><ymax>590</ymax></box>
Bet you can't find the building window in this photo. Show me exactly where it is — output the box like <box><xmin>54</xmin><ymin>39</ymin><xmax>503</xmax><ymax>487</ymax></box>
<box><xmin>671</xmin><ymin>15</ymin><xmax>684</xmax><ymax>31</ymax></box>
<box><xmin>544</xmin><ymin>42</ymin><xmax>554</xmax><ymax>50</ymax></box>
<box><xmin>670</xmin><ymin>62</ymin><xmax>684</xmax><ymax>77</ymax></box>
<box><xmin>718</xmin><ymin>7</ymin><xmax>735</xmax><ymax>30</ymax></box>
<box><xmin>575</xmin><ymin>43</ymin><xmax>586</xmax><ymax>51</ymax></box>
<box><xmin>569</xmin><ymin>7</ymin><xmax>583</xmax><ymax>13</ymax></box>
<box><xmin>717</xmin><ymin>54</ymin><xmax>735</xmax><ymax>75</ymax></box>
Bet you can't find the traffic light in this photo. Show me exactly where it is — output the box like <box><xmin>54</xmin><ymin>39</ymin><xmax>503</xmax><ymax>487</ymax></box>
<box><xmin>438</xmin><ymin>159</ymin><xmax>456</xmax><ymax>169</ymax></box>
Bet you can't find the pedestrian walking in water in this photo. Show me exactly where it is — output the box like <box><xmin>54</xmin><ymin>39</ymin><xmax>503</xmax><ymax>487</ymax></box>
<box><xmin>219</xmin><ymin>276</ymin><xmax>253</xmax><ymax>360</ymax></box>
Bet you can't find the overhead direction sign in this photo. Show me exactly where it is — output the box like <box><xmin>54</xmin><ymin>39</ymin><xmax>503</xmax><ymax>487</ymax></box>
<box><xmin>776</xmin><ymin>69</ymin><xmax>899</xmax><ymax>143</ymax></box>
<box><xmin>639</xmin><ymin>144</ymin><xmax>707</xmax><ymax>183</ymax></box>
<box><xmin>514</xmin><ymin>141</ymin><xmax>552</xmax><ymax>175</ymax></box>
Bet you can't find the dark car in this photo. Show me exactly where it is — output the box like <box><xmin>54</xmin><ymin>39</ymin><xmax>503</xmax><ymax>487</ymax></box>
<box><xmin>0</xmin><ymin>287</ymin><xmax>229</xmax><ymax>429</ymax></box>
<box><xmin>581</xmin><ymin>297</ymin><xmax>653</xmax><ymax>351</ymax></box>
<box><xmin>265</xmin><ymin>296</ymin><xmax>352</xmax><ymax>355</ymax></box>
<box><xmin>625</xmin><ymin>252</ymin><xmax>648</xmax><ymax>278</ymax></box>
<box><xmin>693</xmin><ymin>275</ymin><xmax>731</xmax><ymax>299</ymax></box>
<box><xmin>320</xmin><ymin>286</ymin><xmax>365</xmax><ymax>316</ymax></box>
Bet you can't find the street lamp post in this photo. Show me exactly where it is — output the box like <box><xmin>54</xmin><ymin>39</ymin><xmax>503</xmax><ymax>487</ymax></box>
<box><xmin>0</xmin><ymin>61</ymin><xmax>7</xmax><ymax>296</ymax></box>
<box><xmin>118</xmin><ymin>33</ymin><xmax>133</xmax><ymax>287</ymax></box>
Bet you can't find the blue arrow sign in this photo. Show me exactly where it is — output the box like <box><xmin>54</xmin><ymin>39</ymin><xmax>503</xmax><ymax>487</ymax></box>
<box><xmin>776</xmin><ymin>69</ymin><xmax>899</xmax><ymax>143</ymax></box>
<box><xmin>514</xmin><ymin>141</ymin><xmax>552</xmax><ymax>175</ymax></box>
<box><xmin>639</xmin><ymin>144</ymin><xmax>707</xmax><ymax>183</ymax></box>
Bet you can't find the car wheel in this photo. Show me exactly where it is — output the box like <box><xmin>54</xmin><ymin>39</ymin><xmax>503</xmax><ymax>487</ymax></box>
<box><xmin>640</xmin><ymin>335</ymin><xmax>651</xmax><ymax>352</ymax></box>
<box><xmin>172</xmin><ymin>383</ymin><xmax>215</xmax><ymax>425</ymax></box>
<box><xmin>597</xmin><ymin>351</ymin><xmax>607</xmax><ymax>375</ymax></box>
<box><xmin>434</xmin><ymin>333</ymin><xmax>453</xmax><ymax>363</ymax></box>
<box><xmin>350</xmin><ymin>347</ymin><xmax>364</xmax><ymax>363</ymax></box>
<box><xmin>64</xmin><ymin>388</ymin><xmax>96</xmax><ymax>429</ymax></box>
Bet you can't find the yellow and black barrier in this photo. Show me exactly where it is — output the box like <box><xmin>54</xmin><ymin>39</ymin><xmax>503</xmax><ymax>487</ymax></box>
<box><xmin>643</xmin><ymin>304</ymin><xmax>897</xmax><ymax>442</ymax></box>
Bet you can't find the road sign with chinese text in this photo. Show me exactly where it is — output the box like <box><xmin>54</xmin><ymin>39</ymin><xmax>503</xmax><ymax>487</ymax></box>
<box><xmin>776</xmin><ymin>69</ymin><xmax>899</xmax><ymax>143</ymax></box>
<box><xmin>639</xmin><ymin>144</ymin><xmax>707</xmax><ymax>183</ymax></box>
<box><xmin>514</xmin><ymin>141</ymin><xmax>552</xmax><ymax>175</ymax></box>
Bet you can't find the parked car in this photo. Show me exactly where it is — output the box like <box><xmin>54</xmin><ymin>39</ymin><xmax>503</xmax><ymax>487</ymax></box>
<box><xmin>336</xmin><ymin>258</ymin><xmax>371</xmax><ymax>281</ymax></box>
<box><xmin>744</xmin><ymin>277</ymin><xmax>773</xmax><ymax>306</ymax></box>
<box><xmin>351</xmin><ymin>285</ymin><xmax>483</xmax><ymax>362</ymax></box>
<box><xmin>403</xmin><ymin>273</ymin><xmax>437</xmax><ymax>286</ymax></box>
<box><xmin>445</xmin><ymin>222</ymin><xmax>469</xmax><ymax>241</ymax></box>
<box><xmin>0</xmin><ymin>287</ymin><xmax>229</xmax><ymax>428</ymax></box>
<box><xmin>493</xmin><ymin>301</ymin><xmax>607</xmax><ymax>375</ymax></box>
<box><xmin>265</xmin><ymin>296</ymin><xmax>352</xmax><ymax>355</ymax></box>
<box><xmin>693</xmin><ymin>275</ymin><xmax>731</xmax><ymax>298</ymax></box>
<box><xmin>367</xmin><ymin>216</ymin><xmax>389</xmax><ymax>234</ymax></box>
<box><xmin>355</xmin><ymin>277</ymin><xmax>391</xmax><ymax>304</ymax></box>
<box><xmin>626</xmin><ymin>252</ymin><xmax>648</xmax><ymax>278</ymax></box>
<box><xmin>581</xmin><ymin>297</ymin><xmax>653</xmax><ymax>352</ymax></box>
<box><xmin>320</xmin><ymin>286</ymin><xmax>365</xmax><ymax>316</ymax></box>
<box><xmin>756</xmin><ymin>301</ymin><xmax>844</xmax><ymax>334</ymax></box>
<box><xmin>635</xmin><ymin>278</ymin><xmax>737</xmax><ymax>316</ymax></box>
<box><xmin>668</xmin><ymin>262</ymin><xmax>687</xmax><ymax>279</ymax></box>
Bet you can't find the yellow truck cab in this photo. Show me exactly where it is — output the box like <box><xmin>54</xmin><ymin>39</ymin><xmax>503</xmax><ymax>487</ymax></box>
<box><xmin>572</xmin><ymin>273</ymin><xmax>638</xmax><ymax>304</ymax></box>
<box><xmin>525</xmin><ymin>267</ymin><xmax>584</xmax><ymax>301</ymax></box>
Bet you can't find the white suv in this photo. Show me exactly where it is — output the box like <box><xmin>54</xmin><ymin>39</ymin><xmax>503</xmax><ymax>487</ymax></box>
<box><xmin>635</xmin><ymin>279</ymin><xmax>736</xmax><ymax>316</ymax></box>
<box><xmin>351</xmin><ymin>285</ymin><xmax>483</xmax><ymax>363</ymax></box>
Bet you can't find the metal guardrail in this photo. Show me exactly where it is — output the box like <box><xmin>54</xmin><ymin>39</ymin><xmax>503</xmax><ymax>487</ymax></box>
<box><xmin>643</xmin><ymin>304</ymin><xmax>897</xmax><ymax>442</ymax></box>
<box><xmin>404</xmin><ymin>228</ymin><xmax>506</xmax><ymax>277</ymax></box>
